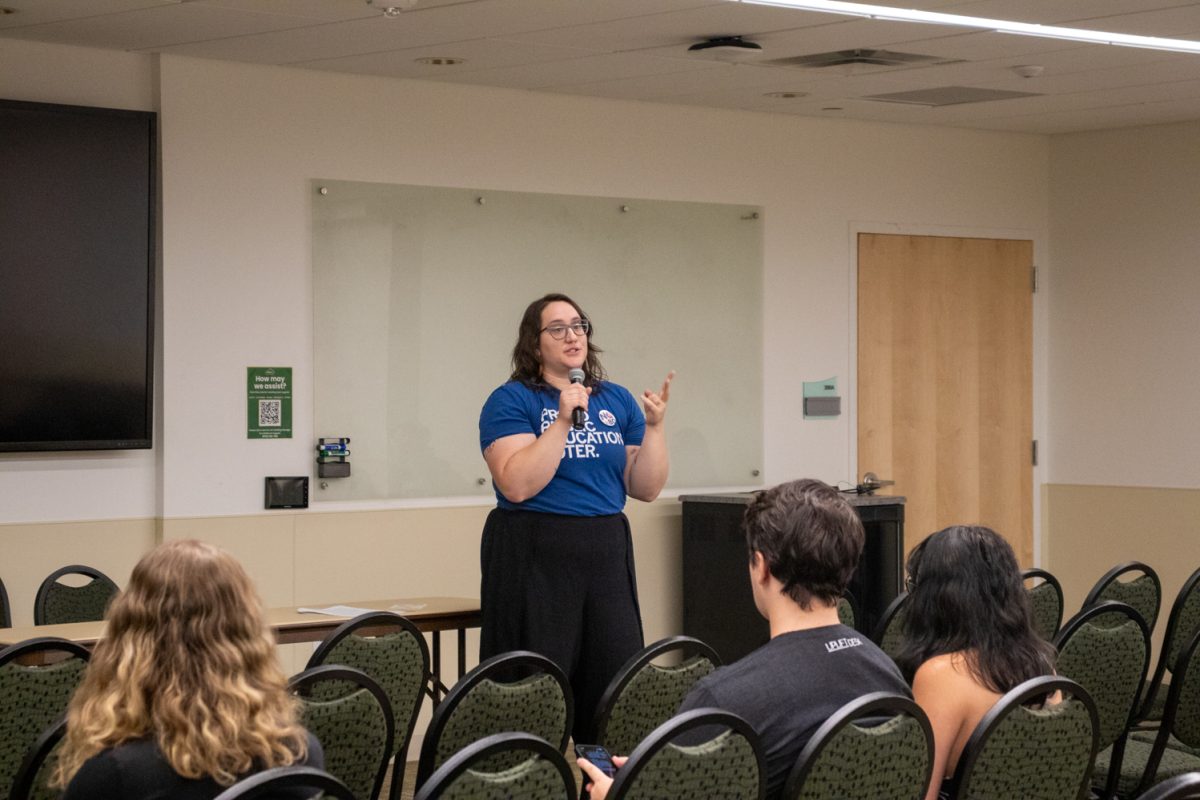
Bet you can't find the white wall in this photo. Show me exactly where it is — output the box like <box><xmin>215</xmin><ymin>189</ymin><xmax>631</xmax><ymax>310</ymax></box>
<box><xmin>154</xmin><ymin>54</ymin><xmax>1049</xmax><ymax>517</ymax></box>
<box><xmin>1048</xmin><ymin>120</ymin><xmax>1200</xmax><ymax>489</ymax></box>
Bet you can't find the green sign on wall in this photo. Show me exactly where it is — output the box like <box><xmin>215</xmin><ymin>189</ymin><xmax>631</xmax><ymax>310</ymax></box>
<box><xmin>247</xmin><ymin>366</ymin><xmax>292</xmax><ymax>439</ymax></box>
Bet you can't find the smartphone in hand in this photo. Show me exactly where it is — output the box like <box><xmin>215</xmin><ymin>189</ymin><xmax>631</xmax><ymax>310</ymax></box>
<box><xmin>574</xmin><ymin>743</ymin><xmax>616</xmax><ymax>778</ymax></box>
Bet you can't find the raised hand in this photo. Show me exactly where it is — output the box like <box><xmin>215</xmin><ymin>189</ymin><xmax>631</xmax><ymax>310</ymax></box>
<box><xmin>642</xmin><ymin>371</ymin><xmax>674</xmax><ymax>427</ymax></box>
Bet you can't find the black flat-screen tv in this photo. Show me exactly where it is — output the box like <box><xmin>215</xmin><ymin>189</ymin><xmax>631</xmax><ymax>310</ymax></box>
<box><xmin>0</xmin><ymin>99</ymin><xmax>156</xmax><ymax>452</ymax></box>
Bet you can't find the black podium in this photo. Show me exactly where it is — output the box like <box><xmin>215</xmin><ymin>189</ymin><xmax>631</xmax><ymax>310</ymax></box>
<box><xmin>679</xmin><ymin>492</ymin><xmax>905</xmax><ymax>664</ymax></box>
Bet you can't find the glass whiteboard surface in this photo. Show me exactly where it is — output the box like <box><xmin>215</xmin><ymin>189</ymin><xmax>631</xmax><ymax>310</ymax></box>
<box><xmin>312</xmin><ymin>180</ymin><xmax>763</xmax><ymax>501</ymax></box>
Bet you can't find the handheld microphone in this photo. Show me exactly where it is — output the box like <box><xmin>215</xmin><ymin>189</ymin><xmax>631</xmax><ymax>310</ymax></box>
<box><xmin>568</xmin><ymin>368</ymin><xmax>586</xmax><ymax>429</ymax></box>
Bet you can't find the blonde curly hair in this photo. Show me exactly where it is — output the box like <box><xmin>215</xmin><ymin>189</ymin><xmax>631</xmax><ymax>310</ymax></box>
<box><xmin>54</xmin><ymin>539</ymin><xmax>308</xmax><ymax>788</ymax></box>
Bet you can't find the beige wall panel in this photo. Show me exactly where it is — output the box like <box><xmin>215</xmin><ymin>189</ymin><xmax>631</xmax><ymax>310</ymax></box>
<box><xmin>1045</xmin><ymin>483</ymin><xmax>1200</xmax><ymax>659</ymax></box>
<box><xmin>0</xmin><ymin>518</ymin><xmax>156</xmax><ymax>626</ymax></box>
<box><xmin>161</xmin><ymin>515</ymin><xmax>296</xmax><ymax>608</ymax></box>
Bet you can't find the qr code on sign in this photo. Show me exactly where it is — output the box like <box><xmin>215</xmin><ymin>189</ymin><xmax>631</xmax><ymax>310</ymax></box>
<box><xmin>258</xmin><ymin>399</ymin><xmax>282</xmax><ymax>427</ymax></box>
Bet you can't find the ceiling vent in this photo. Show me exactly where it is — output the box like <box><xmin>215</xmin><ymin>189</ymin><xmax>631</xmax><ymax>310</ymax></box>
<box><xmin>764</xmin><ymin>48</ymin><xmax>961</xmax><ymax>70</ymax></box>
<box><xmin>861</xmin><ymin>86</ymin><xmax>1042</xmax><ymax>106</ymax></box>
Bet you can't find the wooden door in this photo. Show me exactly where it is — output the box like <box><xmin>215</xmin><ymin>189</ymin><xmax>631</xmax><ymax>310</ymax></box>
<box><xmin>858</xmin><ymin>233</ymin><xmax>1033</xmax><ymax>565</ymax></box>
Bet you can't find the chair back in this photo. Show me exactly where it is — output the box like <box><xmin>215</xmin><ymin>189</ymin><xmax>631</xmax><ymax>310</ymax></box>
<box><xmin>1122</xmin><ymin>630</ymin><xmax>1200</xmax><ymax>797</ymax></box>
<box><xmin>0</xmin><ymin>638</ymin><xmax>90</xmax><ymax>798</ymax></box>
<box><xmin>783</xmin><ymin>692</ymin><xmax>932</xmax><ymax>800</ymax></box>
<box><xmin>837</xmin><ymin>591</ymin><xmax>858</xmax><ymax>630</ymax></box>
<box><xmin>305</xmin><ymin>611</ymin><xmax>429</xmax><ymax>800</ymax></box>
<box><xmin>9</xmin><ymin>718</ymin><xmax>66</xmax><ymax>800</ymax></box>
<box><xmin>607</xmin><ymin>708</ymin><xmax>763</xmax><ymax>800</ymax></box>
<box><xmin>1054</xmin><ymin>601</ymin><xmax>1151</xmax><ymax>798</ymax></box>
<box><xmin>593</xmin><ymin>636</ymin><xmax>721</xmax><ymax>754</ymax></box>
<box><xmin>945</xmin><ymin>676</ymin><xmax>1099</xmax><ymax>800</ymax></box>
<box><xmin>1023</xmin><ymin>568</ymin><xmax>1064</xmax><ymax>641</ymax></box>
<box><xmin>1140</xmin><ymin>567</ymin><xmax>1200</xmax><ymax>722</ymax></box>
<box><xmin>1135</xmin><ymin>772</ymin><xmax>1200</xmax><ymax>800</ymax></box>
<box><xmin>415</xmin><ymin>651</ymin><xmax>572</xmax><ymax>789</ymax></box>
<box><xmin>0</xmin><ymin>577</ymin><xmax>10</xmax><ymax>628</ymax></box>
<box><xmin>413</xmin><ymin>732</ymin><xmax>576</xmax><ymax>800</ymax></box>
<box><xmin>1084</xmin><ymin>561</ymin><xmax>1162</xmax><ymax>635</ymax></box>
<box><xmin>212</xmin><ymin>765</ymin><xmax>357</xmax><ymax>800</ymax></box>
<box><xmin>289</xmin><ymin>665</ymin><xmax>394</xmax><ymax>800</ymax></box>
<box><xmin>871</xmin><ymin>591</ymin><xmax>910</xmax><ymax>662</ymax></box>
<box><xmin>33</xmin><ymin>565</ymin><xmax>118</xmax><ymax>625</ymax></box>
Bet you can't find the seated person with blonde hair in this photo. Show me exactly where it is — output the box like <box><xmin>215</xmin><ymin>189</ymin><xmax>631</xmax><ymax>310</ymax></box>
<box><xmin>56</xmin><ymin>539</ymin><xmax>322</xmax><ymax>799</ymax></box>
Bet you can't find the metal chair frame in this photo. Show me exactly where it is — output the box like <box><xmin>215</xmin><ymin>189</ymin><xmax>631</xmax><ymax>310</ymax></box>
<box><xmin>413</xmin><ymin>732</ymin><xmax>577</xmax><ymax>800</ymax></box>
<box><xmin>592</xmin><ymin>635</ymin><xmax>721</xmax><ymax>749</ymax></box>
<box><xmin>33</xmin><ymin>564</ymin><xmax>119</xmax><ymax>625</ymax></box>
<box><xmin>1138</xmin><ymin>567</ymin><xmax>1200</xmax><ymax>723</ymax></box>
<box><xmin>212</xmin><ymin>765</ymin><xmax>357</xmax><ymax>800</ymax></box>
<box><xmin>415</xmin><ymin>650</ymin><xmax>573</xmax><ymax>789</ymax></box>
<box><xmin>10</xmin><ymin>717</ymin><xmax>66</xmax><ymax>800</ymax></box>
<box><xmin>607</xmin><ymin>707</ymin><xmax>765</xmax><ymax>800</ymax></box>
<box><xmin>1023</xmin><ymin>567</ymin><xmax>1065</xmax><ymax>640</ymax></box>
<box><xmin>783</xmin><ymin>691</ymin><xmax>934</xmax><ymax>800</ymax></box>
<box><xmin>944</xmin><ymin>676</ymin><xmax>1100</xmax><ymax>800</ymax></box>
<box><xmin>288</xmin><ymin>664</ymin><xmax>395</xmax><ymax>800</ymax></box>
<box><xmin>1083</xmin><ymin>561</ymin><xmax>1162</xmax><ymax>634</ymax></box>
<box><xmin>305</xmin><ymin>610</ymin><xmax>430</xmax><ymax>800</ymax></box>
<box><xmin>1054</xmin><ymin>600</ymin><xmax>1152</xmax><ymax>800</ymax></box>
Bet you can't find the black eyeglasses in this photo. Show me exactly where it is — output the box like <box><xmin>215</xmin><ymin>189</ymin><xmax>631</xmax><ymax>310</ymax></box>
<box><xmin>540</xmin><ymin>320</ymin><xmax>590</xmax><ymax>340</ymax></box>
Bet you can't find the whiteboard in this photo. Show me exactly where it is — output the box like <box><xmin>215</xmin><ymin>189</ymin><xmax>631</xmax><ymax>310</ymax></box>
<box><xmin>312</xmin><ymin>180</ymin><xmax>763</xmax><ymax>500</ymax></box>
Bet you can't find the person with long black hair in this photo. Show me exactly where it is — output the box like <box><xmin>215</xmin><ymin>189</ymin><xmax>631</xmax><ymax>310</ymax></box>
<box><xmin>478</xmin><ymin>292</ymin><xmax>672</xmax><ymax>743</ymax></box>
<box><xmin>896</xmin><ymin>525</ymin><xmax>1056</xmax><ymax>800</ymax></box>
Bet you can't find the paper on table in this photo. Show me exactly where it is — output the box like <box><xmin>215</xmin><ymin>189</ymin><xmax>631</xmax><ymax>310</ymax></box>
<box><xmin>296</xmin><ymin>605</ymin><xmax>380</xmax><ymax>617</ymax></box>
<box><xmin>388</xmin><ymin>603</ymin><xmax>427</xmax><ymax>613</ymax></box>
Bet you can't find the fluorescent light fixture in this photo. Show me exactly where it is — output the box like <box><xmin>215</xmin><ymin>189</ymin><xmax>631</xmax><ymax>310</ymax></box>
<box><xmin>735</xmin><ymin>0</ymin><xmax>1200</xmax><ymax>54</ymax></box>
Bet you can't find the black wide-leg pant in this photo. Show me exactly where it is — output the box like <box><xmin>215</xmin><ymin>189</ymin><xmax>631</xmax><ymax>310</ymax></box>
<box><xmin>480</xmin><ymin>508</ymin><xmax>645</xmax><ymax>743</ymax></box>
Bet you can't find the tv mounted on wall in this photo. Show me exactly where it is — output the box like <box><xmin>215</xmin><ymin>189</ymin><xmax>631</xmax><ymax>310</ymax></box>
<box><xmin>0</xmin><ymin>99</ymin><xmax>156</xmax><ymax>452</ymax></box>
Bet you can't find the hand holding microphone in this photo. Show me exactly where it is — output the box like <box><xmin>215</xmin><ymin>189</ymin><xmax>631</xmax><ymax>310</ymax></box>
<box><xmin>568</xmin><ymin>368</ymin><xmax>587</xmax><ymax>429</ymax></box>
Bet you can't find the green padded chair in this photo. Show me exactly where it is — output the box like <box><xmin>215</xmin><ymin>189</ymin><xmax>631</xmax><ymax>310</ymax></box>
<box><xmin>1138</xmin><ymin>567</ymin><xmax>1200</xmax><ymax>725</ymax></box>
<box><xmin>0</xmin><ymin>637</ymin><xmax>91</xmax><ymax>800</ymax></box>
<box><xmin>212</xmin><ymin>765</ymin><xmax>356</xmax><ymax>800</ymax></box>
<box><xmin>592</xmin><ymin>635</ymin><xmax>721</xmax><ymax>754</ymax></box>
<box><xmin>1135</xmin><ymin>772</ymin><xmax>1200</xmax><ymax>800</ymax></box>
<box><xmin>0</xmin><ymin>577</ymin><xmax>11</xmax><ymax>628</ymax></box>
<box><xmin>1083</xmin><ymin>561</ymin><xmax>1162</xmax><ymax>635</ymax></box>
<box><xmin>33</xmin><ymin>565</ymin><xmax>119</xmax><ymax>625</ymax></box>
<box><xmin>415</xmin><ymin>651</ymin><xmax>572</xmax><ymax>790</ymax></box>
<box><xmin>1109</xmin><ymin>630</ymin><xmax>1200</xmax><ymax>797</ymax></box>
<box><xmin>837</xmin><ymin>591</ymin><xmax>859</xmax><ymax>631</ymax></box>
<box><xmin>871</xmin><ymin>591</ymin><xmax>909</xmax><ymax>664</ymax></box>
<box><xmin>943</xmin><ymin>676</ymin><xmax>1099</xmax><ymax>800</ymax></box>
<box><xmin>412</xmin><ymin>732</ymin><xmax>576</xmax><ymax>800</ymax></box>
<box><xmin>783</xmin><ymin>692</ymin><xmax>933</xmax><ymax>800</ymax></box>
<box><xmin>10</xmin><ymin>718</ymin><xmax>66</xmax><ymax>800</ymax></box>
<box><xmin>1054</xmin><ymin>601</ymin><xmax>1151</xmax><ymax>800</ymax></box>
<box><xmin>607</xmin><ymin>708</ymin><xmax>764</xmax><ymax>800</ymax></box>
<box><xmin>305</xmin><ymin>611</ymin><xmax>430</xmax><ymax>800</ymax></box>
<box><xmin>289</xmin><ymin>665</ymin><xmax>394</xmax><ymax>800</ymax></box>
<box><xmin>1023</xmin><ymin>568</ymin><xmax>1065</xmax><ymax>641</ymax></box>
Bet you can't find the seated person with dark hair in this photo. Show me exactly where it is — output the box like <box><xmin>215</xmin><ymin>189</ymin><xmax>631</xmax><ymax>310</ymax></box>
<box><xmin>579</xmin><ymin>478</ymin><xmax>911</xmax><ymax>800</ymax></box>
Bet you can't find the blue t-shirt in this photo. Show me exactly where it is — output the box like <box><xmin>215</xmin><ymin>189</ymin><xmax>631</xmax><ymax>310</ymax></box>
<box><xmin>479</xmin><ymin>380</ymin><xmax>645</xmax><ymax>516</ymax></box>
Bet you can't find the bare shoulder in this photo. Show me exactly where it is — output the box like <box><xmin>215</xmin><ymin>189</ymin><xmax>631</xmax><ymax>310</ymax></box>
<box><xmin>914</xmin><ymin>653</ymin><xmax>988</xmax><ymax>696</ymax></box>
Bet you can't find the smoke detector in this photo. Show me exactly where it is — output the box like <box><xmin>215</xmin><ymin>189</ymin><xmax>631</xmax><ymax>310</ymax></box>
<box><xmin>687</xmin><ymin>36</ymin><xmax>764</xmax><ymax>61</ymax></box>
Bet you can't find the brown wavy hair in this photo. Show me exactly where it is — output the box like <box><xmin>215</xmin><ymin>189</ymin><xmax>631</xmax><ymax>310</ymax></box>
<box><xmin>54</xmin><ymin>539</ymin><xmax>308</xmax><ymax>788</ymax></box>
<box><xmin>743</xmin><ymin>479</ymin><xmax>864</xmax><ymax>610</ymax></box>
<box><xmin>509</xmin><ymin>292</ymin><xmax>607</xmax><ymax>390</ymax></box>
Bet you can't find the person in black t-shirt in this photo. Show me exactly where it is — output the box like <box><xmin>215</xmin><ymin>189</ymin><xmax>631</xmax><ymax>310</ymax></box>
<box><xmin>54</xmin><ymin>540</ymin><xmax>322</xmax><ymax>799</ymax></box>
<box><xmin>580</xmin><ymin>479</ymin><xmax>911</xmax><ymax>800</ymax></box>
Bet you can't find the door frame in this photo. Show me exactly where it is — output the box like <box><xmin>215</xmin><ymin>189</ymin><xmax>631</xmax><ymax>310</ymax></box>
<box><xmin>846</xmin><ymin>221</ymin><xmax>1049</xmax><ymax>564</ymax></box>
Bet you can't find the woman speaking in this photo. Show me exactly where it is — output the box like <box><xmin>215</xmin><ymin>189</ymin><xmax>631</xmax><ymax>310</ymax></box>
<box><xmin>478</xmin><ymin>292</ymin><xmax>672</xmax><ymax>742</ymax></box>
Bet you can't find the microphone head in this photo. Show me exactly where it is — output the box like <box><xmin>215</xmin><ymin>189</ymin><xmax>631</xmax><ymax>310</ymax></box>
<box><xmin>568</xmin><ymin>368</ymin><xmax>585</xmax><ymax>384</ymax></box>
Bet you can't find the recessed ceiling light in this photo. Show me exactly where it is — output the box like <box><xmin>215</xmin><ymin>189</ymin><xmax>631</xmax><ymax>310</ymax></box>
<box><xmin>415</xmin><ymin>57</ymin><xmax>466</xmax><ymax>66</ymax></box>
<box><xmin>821</xmin><ymin>106</ymin><xmax>844</xmax><ymax>111</ymax></box>
<box><xmin>367</xmin><ymin>0</ymin><xmax>417</xmax><ymax>16</ymax></box>
<box><xmin>764</xmin><ymin>91</ymin><xmax>808</xmax><ymax>99</ymax></box>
